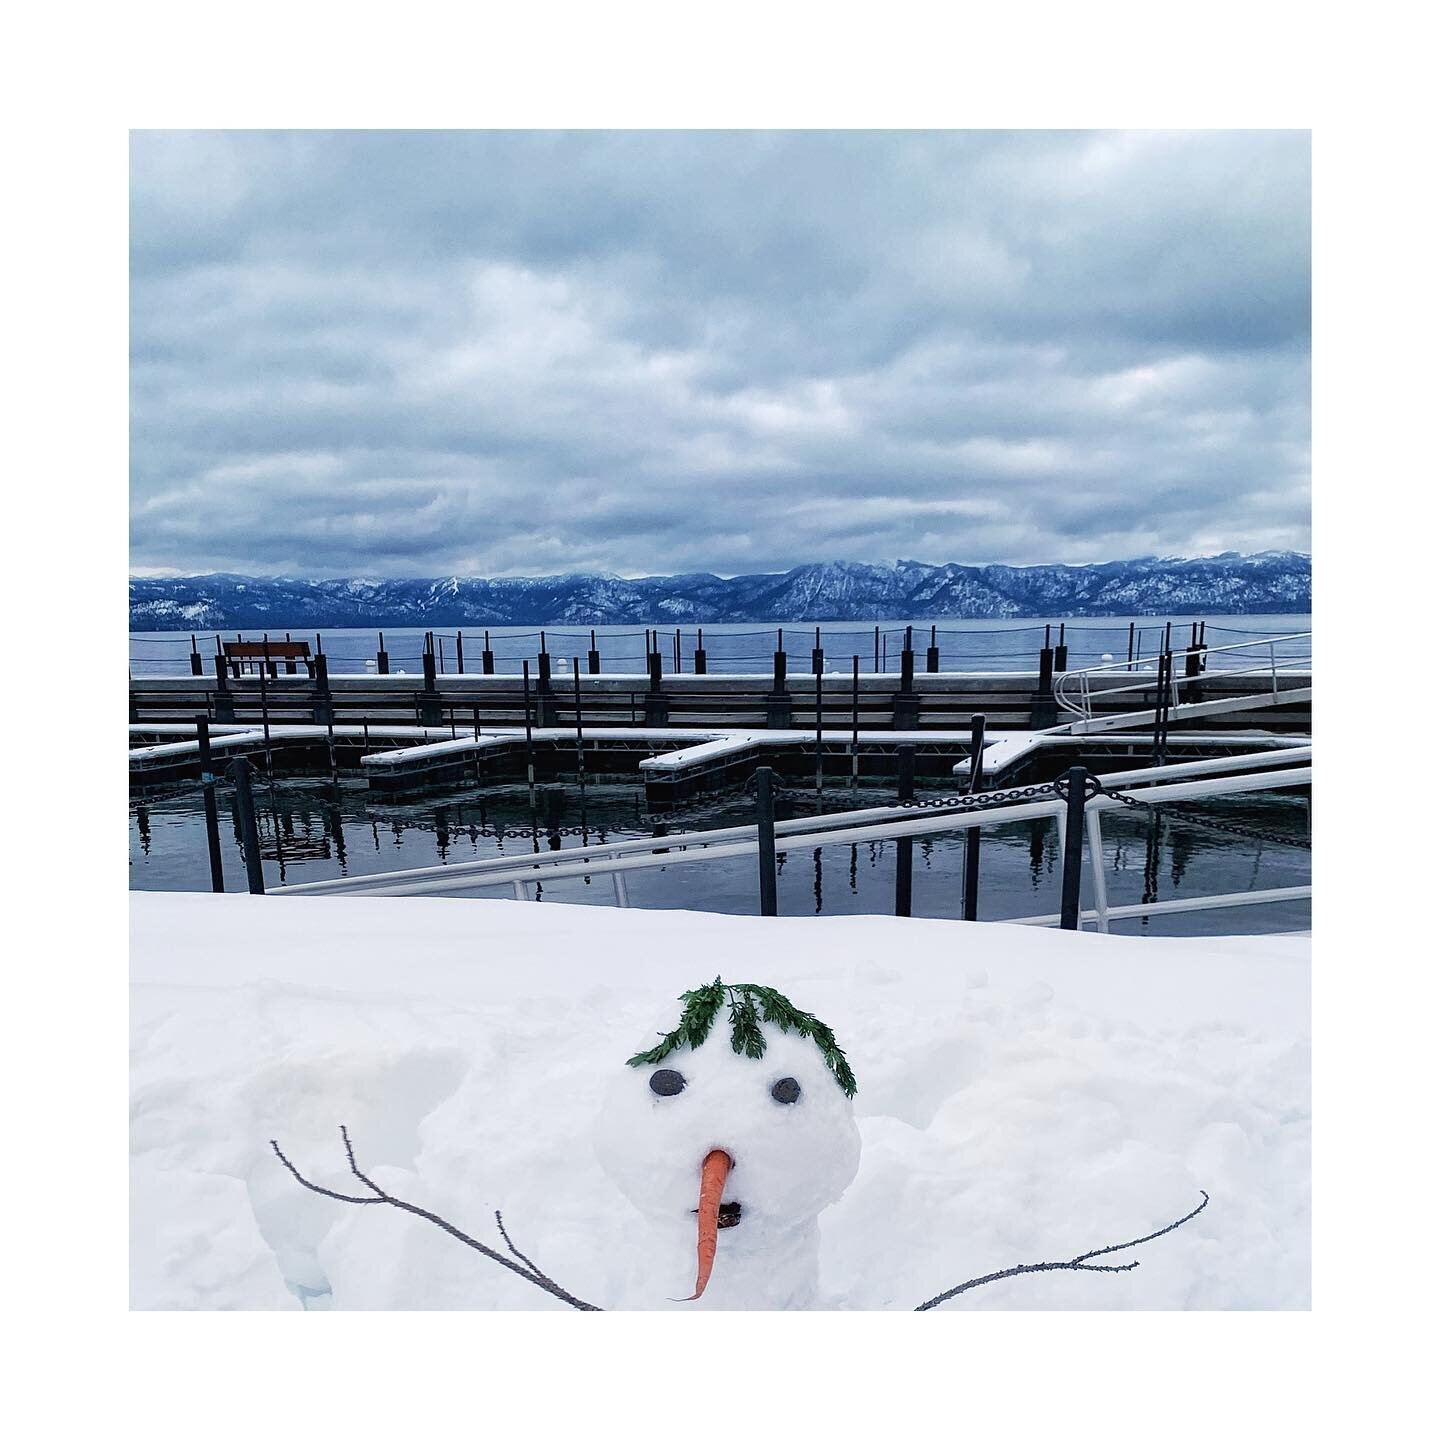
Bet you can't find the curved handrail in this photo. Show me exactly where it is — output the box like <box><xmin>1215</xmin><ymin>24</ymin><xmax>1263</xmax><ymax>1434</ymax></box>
<box><xmin>1053</xmin><ymin>631</ymin><xmax>1312</xmax><ymax>722</ymax></box>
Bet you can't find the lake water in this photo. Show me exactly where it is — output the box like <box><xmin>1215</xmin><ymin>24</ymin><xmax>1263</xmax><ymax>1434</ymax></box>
<box><xmin>129</xmin><ymin>774</ymin><xmax>1311</xmax><ymax>937</ymax></box>
<box><xmin>129</xmin><ymin>615</ymin><xmax>1312</xmax><ymax>678</ymax></box>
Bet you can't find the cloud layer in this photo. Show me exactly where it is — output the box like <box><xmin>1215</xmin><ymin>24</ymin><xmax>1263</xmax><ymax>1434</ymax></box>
<box><xmin>130</xmin><ymin>130</ymin><xmax>1310</xmax><ymax>578</ymax></box>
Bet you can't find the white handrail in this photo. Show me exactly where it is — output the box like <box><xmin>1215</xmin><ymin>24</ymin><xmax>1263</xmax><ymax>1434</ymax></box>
<box><xmin>1053</xmin><ymin>631</ymin><xmax>1312</xmax><ymax>723</ymax></box>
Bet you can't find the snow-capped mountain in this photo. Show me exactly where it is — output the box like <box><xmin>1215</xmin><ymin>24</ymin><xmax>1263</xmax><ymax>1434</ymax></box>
<box><xmin>127</xmin><ymin>552</ymin><xmax>1311</xmax><ymax>630</ymax></box>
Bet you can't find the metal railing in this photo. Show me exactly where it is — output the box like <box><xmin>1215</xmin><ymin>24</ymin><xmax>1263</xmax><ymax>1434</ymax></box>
<box><xmin>269</xmin><ymin>759</ymin><xmax>1311</xmax><ymax>932</ymax></box>
<box><xmin>1053</xmin><ymin>631</ymin><xmax>1313</xmax><ymax>728</ymax></box>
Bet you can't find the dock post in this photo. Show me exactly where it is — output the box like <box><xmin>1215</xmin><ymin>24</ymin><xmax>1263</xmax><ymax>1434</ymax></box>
<box><xmin>766</xmin><ymin>633</ymin><xmax>792</xmax><ymax>729</ymax></box>
<box><xmin>693</xmin><ymin>627</ymin><xmax>707</xmax><ymax>675</ymax></box>
<box><xmin>588</xmin><ymin>629</ymin><xmax>601</xmax><ymax>675</ymax></box>
<box><xmin>312</xmin><ymin>646</ymin><xmax>334</xmax><ymax>728</ymax></box>
<box><xmin>926</xmin><ymin>625</ymin><xmax>940</xmax><ymax>673</ymax></box>
<box><xmin>963</xmin><ymin>713</ymin><xmax>985</xmax><ymax>921</ymax></box>
<box><xmin>212</xmin><ymin>651</ymin><xmax>235</xmax><ymax>723</ymax></box>
<box><xmin>376</xmin><ymin>632</ymin><xmax>390</xmax><ymax>674</ymax></box>
<box><xmin>1183</xmin><ymin>629</ymin><xmax>1205</xmax><ymax>704</ymax></box>
<box><xmin>420</xmin><ymin>634</ymin><xmax>442</xmax><ymax>726</ymax></box>
<box><xmin>874</xmin><ymin>625</ymin><xmax>880</xmax><ymax>672</ymax></box>
<box><xmin>893</xmin><ymin>626</ymin><xmax>920</xmax><ymax>730</ymax></box>
<box><xmin>1126</xmin><ymin>621</ymin><xmax>1136</xmax><ymax>671</ymax></box>
<box><xmin>189</xmin><ymin>635</ymin><xmax>203</xmax><ymax>676</ymax></box>
<box><xmin>195</xmin><ymin>716</ymin><xmax>225</xmax><ymax>893</ymax></box>
<box><xmin>572</xmin><ymin>659</ymin><xmax>587</xmax><ymax>790</ymax></box>
<box><xmin>894</xmin><ymin>743</ymin><xmax>915</xmax><ymax>917</ymax></box>
<box><xmin>645</xmin><ymin>649</ymin><xmax>669</xmax><ymax>725</ymax></box>
<box><xmin>1031</xmin><ymin>635</ymin><xmax>1058</xmax><ymax>728</ymax></box>
<box><xmin>1054</xmin><ymin>622</ymin><xmax>1068</xmax><ymax>674</ymax></box>
<box><xmin>811</xmin><ymin>626</ymin><xmax>824</xmax><ymax>677</ymax></box>
<box><xmin>674</xmin><ymin>628</ymin><xmax>682</xmax><ymax>675</ymax></box>
<box><xmin>521</xmin><ymin>660</ymin><xmax>537</xmax><ymax>799</ymax></box>
<box><xmin>258</xmin><ymin>638</ymin><xmax>274</xmax><ymax>773</ymax></box>
<box><xmin>1059</xmin><ymin>766</ymin><xmax>1088</xmax><ymax>930</ymax></box>
<box><xmin>813</xmin><ymin>644</ymin><xmax>824</xmax><ymax>805</ymax></box>
<box><xmin>229</xmin><ymin>756</ymin><xmax>266</xmax><ymax>895</ymax></box>
<box><xmin>850</xmin><ymin>655</ymin><xmax>860</xmax><ymax>786</ymax></box>
<box><xmin>481</xmin><ymin>631</ymin><xmax>495</xmax><ymax>675</ymax></box>
<box><xmin>455</xmin><ymin>631</ymin><xmax>465</xmax><ymax>674</ymax></box>
<box><xmin>755</xmin><ymin>766</ymin><xmax>779</xmax><ymax>917</ymax></box>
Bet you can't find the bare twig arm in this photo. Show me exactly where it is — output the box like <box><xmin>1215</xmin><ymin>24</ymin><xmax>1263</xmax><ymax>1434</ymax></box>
<box><xmin>270</xmin><ymin>1127</ymin><xmax>603</xmax><ymax>1312</ymax></box>
<box><xmin>915</xmin><ymin>1191</ymin><xmax>1210</xmax><ymax>1311</ymax></box>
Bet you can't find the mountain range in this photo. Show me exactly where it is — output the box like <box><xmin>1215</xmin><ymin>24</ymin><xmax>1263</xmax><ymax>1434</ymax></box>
<box><xmin>128</xmin><ymin>552</ymin><xmax>1311</xmax><ymax>631</ymax></box>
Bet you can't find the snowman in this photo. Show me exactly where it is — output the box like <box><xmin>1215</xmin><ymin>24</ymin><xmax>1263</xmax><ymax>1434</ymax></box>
<box><xmin>595</xmin><ymin>978</ymin><xmax>861</xmax><ymax>1310</ymax></box>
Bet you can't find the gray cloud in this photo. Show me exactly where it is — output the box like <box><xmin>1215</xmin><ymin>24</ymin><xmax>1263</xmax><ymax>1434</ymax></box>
<box><xmin>129</xmin><ymin>129</ymin><xmax>1310</xmax><ymax>578</ymax></box>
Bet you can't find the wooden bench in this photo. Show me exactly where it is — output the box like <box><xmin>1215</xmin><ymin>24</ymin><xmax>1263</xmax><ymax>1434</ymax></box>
<box><xmin>223</xmin><ymin>639</ymin><xmax>313</xmax><ymax>677</ymax></box>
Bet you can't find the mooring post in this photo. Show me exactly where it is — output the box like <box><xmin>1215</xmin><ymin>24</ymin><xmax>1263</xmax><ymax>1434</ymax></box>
<box><xmin>1058</xmin><ymin>766</ymin><xmax>1088</xmax><ymax>930</ymax></box>
<box><xmin>893</xmin><ymin>626</ymin><xmax>920</xmax><ymax>729</ymax></box>
<box><xmin>693</xmin><ymin>627</ymin><xmax>707</xmax><ymax>675</ymax></box>
<box><xmin>755</xmin><ymin>766</ymin><xmax>779</xmax><ymax>917</ymax></box>
<box><xmin>376</xmin><ymin>632</ymin><xmax>390</xmax><ymax>674</ymax></box>
<box><xmin>874</xmin><ymin>625</ymin><xmax>881</xmax><ymax>672</ymax></box>
<box><xmin>480</xmin><ymin>630</ymin><xmax>494</xmax><ymax>675</ymax></box>
<box><xmin>588</xmin><ymin>629</ymin><xmax>601</xmax><ymax>676</ymax></box>
<box><xmin>895</xmin><ymin>743</ymin><xmax>916</xmax><ymax>917</ymax></box>
<box><xmin>521</xmin><ymin>660</ymin><xmax>537</xmax><ymax>798</ymax></box>
<box><xmin>230</xmin><ymin>756</ymin><xmax>266</xmax><ymax>895</ymax></box>
<box><xmin>811</xmin><ymin>626</ymin><xmax>824</xmax><ymax>677</ymax></box>
<box><xmin>963</xmin><ymin>713</ymin><xmax>985</xmax><ymax>921</ymax></box>
<box><xmin>312</xmin><ymin>644</ymin><xmax>333</xmax><ymax>726</ymax></box>
<box><xmin>813</xmin><ymin>642</ymin><xmax>824</xmax><ymax>805</ymax></box>
<box><xmin>1054</xmin><ymin>622</ymin><xmax>1068</xmax><ymax>674</ymax></box>
<box><xmin>1032</xmin><ymin>628</ymin><xmax>1058</xmax><ymax>728</ymax></box>
<box><xmin>212</xmin><ymin>650</ymin><xmax>235</xmax><ymax>723</ymax></box>
<box><xmin>419</xmin><ymin>633</ymin><xmax>442</xmax><ymax>726</ymax></box>
<box><xmin>189</xmin><ymin>634</ymin><xmax>203</xmax><ymax>676</ymax></box>
<box><xmin>258</xmin><ymin>637</ymin><xmax>274</xmax><ymax>772</ymax></box>
<box><xmin>455</xmin><ymin>630</ymin><xmax>465</xmax><ymax>674</ymax></box>
<box><xmin>926</xmin><ymin>624</ymin><xmax>940</xmax><ymax>673</ymax></box>
<box><xmin>674</xmin><ymin>628</ymin><xmax>682</xmax><ymax>675</ymax></box>
<box><xmin>196</xmin><ymin>716</ymin><xmax>225</xmax><ymax>893</ymax></box>
<box><xmin>1184</xmin><ymin>632</ymin><xmax>1203</xmax><ymax>704</ymax></box>
<box><xmin>1151</xmin><ymin>650</ymin><xmax>1172</xmax><ymax>766</ymax></box>
<box><xmin>851</xmin><ymin>655</ymin><xmax>860</xmax><ymax>786</ymax></box>
<box><xmin>645</xmin><ymin>647</ymin><xmax>668</xmax><ymax>725</ymax></box>
<box><xmin>766</xmin><ymin>632</ymin><xmax>792</xmax><ymax>729</ymax></box>
<box><xmin>1126</xmin><ymin>621</ymin><xmax>1136</xmax><ymax>671</ymax></box>
<box><xmin>572</xmin><ymin>658</ymin><xmax>586</xmax><ymax>789</ymax></box>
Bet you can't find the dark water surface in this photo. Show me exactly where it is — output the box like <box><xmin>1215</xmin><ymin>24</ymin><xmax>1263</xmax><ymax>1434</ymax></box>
<box><xmin>130</xmin><ymin>774</ymin><xmax>1310</xmax><ymax>937</ymax></box>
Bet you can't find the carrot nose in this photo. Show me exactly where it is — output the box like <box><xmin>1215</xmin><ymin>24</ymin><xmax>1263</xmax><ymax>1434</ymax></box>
<box><xmin>676</xmin><ymin>1149</ymin><xmax>732</xmax><ymax>1302</ymax></box>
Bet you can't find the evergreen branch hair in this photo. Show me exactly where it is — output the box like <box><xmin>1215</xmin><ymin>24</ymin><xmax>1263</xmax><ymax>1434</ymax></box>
<box><xmin>626</xmin><ymin>978</ymin><xmax>857</xmax><ymax>1097</ymax></box>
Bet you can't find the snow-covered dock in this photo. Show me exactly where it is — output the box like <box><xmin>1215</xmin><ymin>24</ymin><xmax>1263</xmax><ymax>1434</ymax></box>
<box><xmin>129</xmin><ymin>891</ymin><xmax>1310</xmax><ymax>1311</ymax></box>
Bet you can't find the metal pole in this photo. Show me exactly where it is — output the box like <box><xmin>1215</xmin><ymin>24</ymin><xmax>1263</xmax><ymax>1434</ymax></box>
<box><xmin>895</xmin><ymin>743</ymin><xmax>915</xmax><ymax>917</ymax></box>
<box><xmin>963</xmin><ymin>713</ymin><xmax>985</xmax><ymax>921</ymax></box>
<box><xmin>851</xmin><ymin>655</ymin><xmax>860</xmax><ymax>787</ymax></box>
<box><xmin>1059</xmin><ymin>766</ymin><xmax>1088</xmax><ymax>930</ymax></box>
<box><xmin>258</xmin><ymin>636</ymin><xmax>273</xmax><ymax>774</ymax></box>
<box><xmin>814</xmin><ymin>647</ymin><xmax>824</xmax><ymax>804</ymax></box>
<box><xmin>572</xmin><ymin>658</ymin><xmax>586</xmax><ymax>790</ymax></box>
<box><xmin>521</xmin><ymin>659</ymin><xmax>537</xmax><ymax>799</ymax></box>
<box><xmin>196</xmin><ymin>716</ymin><xmax>225</xmax><ymax>892</ymax></box>
<box><xmin>755</xmin><ymin>766</ymin><xmax>779</xmax><ymax>917</ymax></box>
<box><xmin>230</xmin><ymin>756</ymin><xmax>266</xmax><ymax>894</ymax></box>
<box><xmin>456</xmin><ymin>630</ymin><xmax>465</xmax><ymax>674</ymax></box>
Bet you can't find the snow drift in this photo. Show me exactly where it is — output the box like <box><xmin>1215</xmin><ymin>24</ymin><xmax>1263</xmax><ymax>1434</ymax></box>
<box><xmin>129</xmin><ymin>892</ymin><xmax>1309</xmax><ymax>1310</ymax></box>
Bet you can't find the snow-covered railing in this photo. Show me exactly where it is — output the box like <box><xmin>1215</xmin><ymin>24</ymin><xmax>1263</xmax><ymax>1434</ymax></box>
<box><xmin>271</xmin><ymin>762</ymin><xmax>1311</xmax><ymax>931</ymax></box>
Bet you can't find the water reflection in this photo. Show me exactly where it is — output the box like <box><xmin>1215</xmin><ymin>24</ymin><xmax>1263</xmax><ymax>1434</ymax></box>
<box><xmin>129</xmin><ymin>775</ymin><xmax>1311</xmax><ymax>937</ymax></box>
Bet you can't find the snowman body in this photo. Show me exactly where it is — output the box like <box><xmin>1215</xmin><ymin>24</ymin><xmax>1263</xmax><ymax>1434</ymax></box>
<box><xmin>596</xmin><ymin>1012</ymin><xmax>861</xmax><ymax>1310</ymax></box>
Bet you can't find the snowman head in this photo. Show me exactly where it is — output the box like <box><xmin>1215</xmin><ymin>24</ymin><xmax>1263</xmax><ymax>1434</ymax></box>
<box><xmin>596</xmin><ymin>979</ymin><xmax>861</xmax><ymax>1299</ymax></box>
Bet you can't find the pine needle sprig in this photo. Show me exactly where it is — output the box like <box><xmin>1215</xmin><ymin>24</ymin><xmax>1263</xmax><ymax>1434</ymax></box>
<box><xmin>626</xmin><ymin>979</ymin><xmax>858</xmax><ymax>1097</ymax></box>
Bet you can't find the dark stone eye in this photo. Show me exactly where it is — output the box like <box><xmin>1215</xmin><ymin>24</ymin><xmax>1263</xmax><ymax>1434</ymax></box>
<box><xmin>771</xmin><ymin>1077</ymin><xmax>801</xmax><ymax>1105</ymax></box>
<box><xmin>649</xmin><ymin>1068</ymin><xmax>686</xmax><ymax>1097</ymax></box>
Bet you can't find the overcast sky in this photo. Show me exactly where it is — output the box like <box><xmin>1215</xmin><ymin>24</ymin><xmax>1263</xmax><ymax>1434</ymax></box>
<box><xmin>130</xmin><ymin>130</ymin><xmax>1310</xmax><ymax>580</ymax></box>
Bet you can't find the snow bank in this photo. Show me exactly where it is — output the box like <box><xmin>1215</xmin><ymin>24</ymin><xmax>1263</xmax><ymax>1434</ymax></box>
<box><xmin>130</xmin><ymin>892</ymin><xmax>1309</xmax><ymax>1310</ymax></box>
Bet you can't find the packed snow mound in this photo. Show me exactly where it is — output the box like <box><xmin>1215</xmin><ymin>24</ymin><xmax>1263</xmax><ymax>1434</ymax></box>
<box><xmin>130</xmin><ymin>893</ymin><xmax>1310</xmax><ymax>1310</ymax></box>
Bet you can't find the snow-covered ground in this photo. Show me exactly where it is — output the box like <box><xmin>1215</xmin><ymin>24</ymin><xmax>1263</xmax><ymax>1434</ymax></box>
<box><xmin>130</xmin><ymin>892</ymin><xmax>1309</xmax><ymax>1310</ymax></box>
